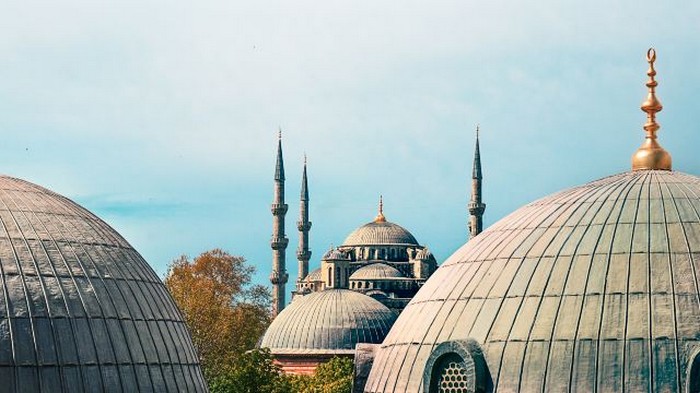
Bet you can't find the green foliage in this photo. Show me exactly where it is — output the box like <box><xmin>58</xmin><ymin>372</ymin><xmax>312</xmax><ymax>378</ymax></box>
<box><xmin>208</xmin><ymin>350</ymin><xmax>354</xmax><ymax>393</ymax></box>
<box><xmin>287</xmin><ymin>357</ymin><xmax>353</xmax><ymax>393</ymax></box>
<box><xmin>209</xmin><ymin>349</ymin><xmax>290</xmax><ymax>393</ymax></box>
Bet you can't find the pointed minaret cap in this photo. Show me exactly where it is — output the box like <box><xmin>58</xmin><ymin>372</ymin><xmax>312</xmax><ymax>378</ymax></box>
<box><xmin>374</xmin><ymin>195</ymin><xmax>386</xmax><ymax>223</ymax></box>
<box><xmin>472</xmin><ymin>125</ymin><xmax>482</xmax><ymax>179</ymax></box>
<box><xmin>275</xmin><ymin>128</ymin><xmax>285</xmax><ymax>180</ymax></box>
<box><xmin>632</xmin><ymin>48</ymin><xmax>672</xmax><ymax>171</ymax></box>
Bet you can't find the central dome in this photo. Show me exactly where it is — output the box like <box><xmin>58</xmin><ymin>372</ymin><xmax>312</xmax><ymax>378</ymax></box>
<box><xmin>343</xmin><ymin>221</ymin><xmax>419</xmax><ymax>246</ymax></box>
<box><xmin>365</xmin><ymin>170</ymin><xmax>700</xmax><ymax>392</ymax></box>
<box><xmin>0</xmin><ymin>175</ymin><xmax>205</xmax><ymax>392</ymax></box>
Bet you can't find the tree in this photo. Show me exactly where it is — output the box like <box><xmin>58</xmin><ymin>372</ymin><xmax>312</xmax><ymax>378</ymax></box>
<box><xmin>164</xmin><ymin>249</ymin><xmax>271</xmax><ymax>377</ymax></box>
<box><xmin>209</xmin><ymin>348</ymin><xmax>290</xmax><ymax>393</ymax></box>
<box><xmin>287</xmin><ymin>357</ymin><xmax>354</xmax><ymax>393</ymax></box>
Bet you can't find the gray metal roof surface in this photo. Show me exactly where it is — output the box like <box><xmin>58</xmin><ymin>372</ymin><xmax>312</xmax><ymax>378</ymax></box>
<box><xmin>343</xmin><ymin>221</ymin><xmax>419</xmax><ymax>246</ymax></box>
<box><xmin>0</xmin><ymin>175</ymin><xmax>205</xmax><ymax>392</ymax></box>
<box><xmin>260</xmin><ymin>289</ymin><xmax>397</xmax><ymax>355</ymax></box>
<box><xmin>365</xmin><ymin>170</ymin><xmax>700</xmax><ymax>392</ymax></box>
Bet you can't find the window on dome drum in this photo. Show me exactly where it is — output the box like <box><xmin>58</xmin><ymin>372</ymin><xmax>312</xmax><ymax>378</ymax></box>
<box><xmin>689</xmin><ymin>351</ymin><xmax>700</xmax><ymax>392</ymax></box>
<box><xmin>429</xmin><ymin>353</ymin><xmax>472</xmax><ymax>393</ymax></box>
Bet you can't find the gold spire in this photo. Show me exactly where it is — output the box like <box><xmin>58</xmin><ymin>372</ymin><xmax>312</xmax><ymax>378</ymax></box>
<box><xmin>374</xmin><ymin>195</ymin><xmax>386</xmax><ymax>223</ymax></box>
<box><xmin>632</xmin><ymin>48</ymin><xmax>672</xmax><ymax>171</ymax></box>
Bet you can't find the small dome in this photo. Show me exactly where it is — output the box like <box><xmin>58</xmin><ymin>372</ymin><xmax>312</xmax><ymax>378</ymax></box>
<box><xmin>365</xmin><ymin>170</ymin><xmax>700</xmax><ymax>392</ymax></box>
<box><xmin>350</xmin><ymin>263</ymin><xmax>404</xmax><ymax>280</ymax></box>
<box><xmin>343</xmin><ymin>221</ymin><xmax>419</xmax><ymax>246</ymax></box>
<box><xmin>304</xmin><ymin>267</ymin><xmax>323</xmax><ymax>282</ymax></box>
<box><xmin>259</xmin><ymin>289</ymin><xmax>396</xmax><ymax>354</ymax></box>
<box><xmin>322</xmin><ymin>248</ymin><xmax>349</xmax><ymax>260</ymax></box>
<box><xmin>0</xmin><ymin>175</ymin><xmax>205</xmax><ymax>392</ymax></box>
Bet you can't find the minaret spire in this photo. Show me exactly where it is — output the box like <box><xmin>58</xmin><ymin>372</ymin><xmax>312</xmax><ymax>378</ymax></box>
<box><xmin>296</xmin><ymin>154</ymin><xmax>312</xmax><ymax>285</ymax></box>
<box><xmin>632</xmin><ymin>48</ymin><xmax>672</xmax><ymax>171</ymax></box>
<box><xmin>270</xmin><ymin>130</ymin><xmax>289</xmax><ymax>317</ymax></box>
<box><xmin>468</xmin><ymin>125</ymin><xmax>486</xmax><ymax>239</ymax></box>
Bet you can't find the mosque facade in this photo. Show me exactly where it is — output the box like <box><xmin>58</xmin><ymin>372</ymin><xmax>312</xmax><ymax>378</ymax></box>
<box><xmin>260</xmin><ymin>130</ymin><xmax>486</xmax><ymax>374</ymax></box>
<box><xmin>359</xmin><ymin>49</ymin><xmax>700</xmax><ymax>393</ymax></box>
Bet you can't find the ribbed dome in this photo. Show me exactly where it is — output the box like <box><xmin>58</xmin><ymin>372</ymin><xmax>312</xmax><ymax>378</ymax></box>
<box><xmin>260</xmin><ymin>289</ymin><xmax>397</xmax><ymax>354</ymax></box>
<box><xmin>0</xmin><ymin>176</ymin><xmax>205</xmax><ymax>392</ymax></box>
<box><xmin>366</xmin><ymin>170</ymin><xmax>700</xmax><ymax>392</ymax></box>
<box><xmin>350</xmin><ymin>263</ymin><xmax>404</xmax><ymax>280</ymax></box>
<box><xmin>343</xmin><ymin>221</ymin><xmax>418</xmax><ymax>246</ymax></box>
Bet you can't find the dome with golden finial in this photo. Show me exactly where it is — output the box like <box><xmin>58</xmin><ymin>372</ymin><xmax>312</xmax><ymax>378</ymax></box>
<box><xmin>342</xmin><ymin>196</ymin><xmax>419</xmax><ymax>247</ymax></box>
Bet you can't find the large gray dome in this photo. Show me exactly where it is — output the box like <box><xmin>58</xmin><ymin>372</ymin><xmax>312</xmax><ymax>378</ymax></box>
<box><xmin>260</xmin><ymin>289</ymin><xmax>396</xmax><ymax>355</ymax></box>
<box><xmin>0</xmin><ymin>176</ymin><xmax>205</xmax><ymax>392</ymax></box>
<box><xmin>365</xmin><ymin>170</ymin><xmax>700</xmax><ymax>392</ymax></box>
<box><xmin>343</xmin><ymin>221</ymin><xmax>419</xmax><ymax>246</ymax></box>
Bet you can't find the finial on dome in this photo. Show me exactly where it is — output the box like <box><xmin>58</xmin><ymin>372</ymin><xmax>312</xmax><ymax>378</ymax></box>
<box><xmin>374</xmin><ymin>195</ymin><xmax>386</xmax><ymax>223</ymax></box>
<box><xmin>632</xmin><ymin>48</ymin><xmax>672</xmax><ymax>171</ymax></box>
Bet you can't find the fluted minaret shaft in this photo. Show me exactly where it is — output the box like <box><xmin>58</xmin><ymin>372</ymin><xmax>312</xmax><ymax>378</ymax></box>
<box><xmin>270</xmin><ymin>134</ymin><xmax>289</xmax><ymax>317</ymax></box>
<box><xmin>468</xmin><ymin>127</ymin><xmax>486</xmax><ymax>239</ymax></box>
<box><xmin>296</xmin><ymin>158</ymin><xmax>312</xmax><ymax>282</ymax></box>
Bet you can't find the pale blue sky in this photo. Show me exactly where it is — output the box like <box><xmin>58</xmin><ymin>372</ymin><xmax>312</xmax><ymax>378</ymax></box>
<box><xmin>1</xmin><ymin>1</ymin><xmax>699</xmax><ymax>295</ymax></box>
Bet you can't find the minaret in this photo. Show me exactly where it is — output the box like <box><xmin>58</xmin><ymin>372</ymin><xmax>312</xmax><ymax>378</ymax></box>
<box><xmin>270</xmin><ymin>130</ymin><xmax>289</xmax><ymax>317</ymax></box>
<box><xmin>296</xmin><ymin>155</ymin><xmax>312</xmax><ymax>284</ymax></box>
<box><xmin>468</xmin><ymin>126</ymin><xmax>486</xmax><ymax>239</ymax></box>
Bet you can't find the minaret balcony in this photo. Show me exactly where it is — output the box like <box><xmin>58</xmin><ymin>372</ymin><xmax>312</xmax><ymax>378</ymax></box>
<box><xmin>297</xmin><ymin>221</ymin><xmax>312</xmax><ymax>231</ymax></box>
<box><xmin>468</xmin><ymin>202</ymin><xmax>486</xmax><ymax>215</ymax></box>
<box><xmin>271</xmin><ymin>203</ymin><xmax>288</xmax><ymax>215</ymax></box>
<box><xmin>297</xmin><ymin>249</ymin><xmax>312</xmax><ymax>260</ymax></box>
<box><xmin>270</xmin><ymin>237</ymin><xmax>289</xmax><ymax>249</ymax></box>
<box><xmin>269</xmin><ymin>270</ymin><xmax>289</xmax><ymax>284</ymax></box>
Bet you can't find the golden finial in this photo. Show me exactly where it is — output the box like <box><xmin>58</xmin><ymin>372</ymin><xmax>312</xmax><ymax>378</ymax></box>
<box><xmin>374</xmin><ymin>195</ymin><xmax>386</xmax><ymax>223</ymax></box>
<box><xmin>632</xmin><ymin>48</ymin><xmax>672</xmax><ymax>171</ymax></box>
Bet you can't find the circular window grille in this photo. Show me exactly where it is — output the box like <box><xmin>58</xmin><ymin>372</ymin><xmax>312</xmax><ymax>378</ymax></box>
<box><xmin>434</xmin><ymin>355</ymin><xmax>470</xmax><ymax>393</ymax></box>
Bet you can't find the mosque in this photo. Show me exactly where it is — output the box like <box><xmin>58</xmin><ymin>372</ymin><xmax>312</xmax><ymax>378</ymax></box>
<box><xmin>259</xmin><ymin>130</ymin><xmax>486</xmax><ymax>374</ymax></box>
<box><xmin>0</xmin><ymin>179</ymin><xmax>206</xmax><ymax>391</ymax></box>
<box><xmin>262</xmin><ymin>48</ymin><xmax>700</xmax><ymax>392</ymax></box>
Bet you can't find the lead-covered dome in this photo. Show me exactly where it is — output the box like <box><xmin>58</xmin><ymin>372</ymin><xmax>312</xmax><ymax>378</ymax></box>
<box><xmin>0</xmin><ymin>176</ymin><xmax>205</xmax><ymax>392</ymax></box>
<box><xmin>343</xmin><ymin>221</ymin><xmax>419</xmax><ymax>247</ymax></box>
<box><xmin>365</xmin><ymin>170</ymin><xmax>700</xmax><ymax>392</ymax></box>
<box><xmin>260</xmin><ymin>289</ymin><xmax>396</xmax><ymax>355</ymax></box>
<box><xmin>350</xmin><ymin>263</ymin><xmax>404</xmax><ymax>280</ymax></box>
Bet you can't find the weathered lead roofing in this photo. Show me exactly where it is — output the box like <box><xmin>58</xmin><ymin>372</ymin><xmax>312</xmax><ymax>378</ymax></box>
<box><xmin>259</xmin><ymin>289</ymin><xmax>397</xmax><ymax>355</ymax></box>
<box><xmin>365</xmin><ymin>170</ymin><xmax>700</xmax><ymax>392</ymax></box>
<box><xmin>343</xmin><ymin>221</ymin><xmax>419</xmax><ymax>247</ymax></box>
<box><xmin>304</xmin><ymin>267</ymin><xmax>323</xmax><ymax>282</ymax></box>
<box><xmin>0</xmin><ymin>175</ymin><xmax>205</xmax><ymax>392</ymax></box>
<box><xmin>350</xmin><ymin>263</ymin><xmax>404</xmax><ymax>280</ymax></box>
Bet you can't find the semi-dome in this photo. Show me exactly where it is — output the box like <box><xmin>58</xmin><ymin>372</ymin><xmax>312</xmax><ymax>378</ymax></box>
<box><xmin>0</xmin><ymin>175</ymin><xmax>205</xmax><ymax>392</ymax></box>
<box><xmin>350</xmin><ymin>263</ymin><xmax>404</xmax><ymax>280</ymax></box>
<box><xmin>260</xmin><ymin>289</ymin><xmax>396</xmax><ymax>355</ymax></box>
<box><xmin>304</xmin><ymin>267</ymin><xmax>323</xmax><ymax>282</ymax></box>
<box><xmin>343</xmin><ymin>221</ymin><xmax>419</xmax><ymax>246</ymax></box>
<box><xmin>364</xmin><ymin>170</ymin><xmax>700</xmax><ymax>392</ymax></box>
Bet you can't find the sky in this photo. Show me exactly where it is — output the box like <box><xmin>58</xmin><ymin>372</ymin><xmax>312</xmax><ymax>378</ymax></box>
<box><xmin>0</xmin><ymin>1</ymin><xmax>699</xmax><ymax>299</ymax></box>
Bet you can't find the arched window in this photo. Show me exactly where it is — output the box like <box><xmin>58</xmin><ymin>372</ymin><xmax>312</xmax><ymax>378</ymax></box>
<box><xmin>429</xmin><ymin>353</ymin><xmax>471</xmax><ymax>393</ymax></box>
<box><xmin>688</xmin><ymin>349</ymin><xmax>700</xmax><ymax>392</ymax></box>
<box><xmin>423</xmin><ymin>340</ymin><xmax>492</xmax><ymax>393</ymax></box>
